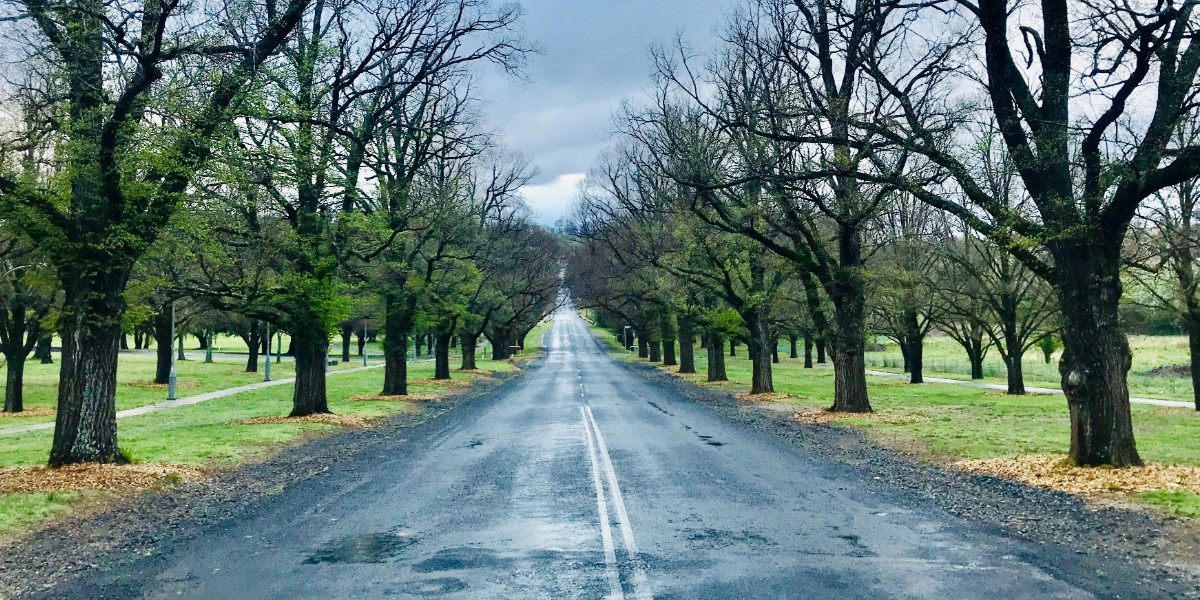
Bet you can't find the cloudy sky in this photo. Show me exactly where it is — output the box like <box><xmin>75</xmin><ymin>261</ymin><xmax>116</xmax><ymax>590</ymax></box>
<box><xmin>477</xmin><ymin>0</ymin><xmax>730</xmax><ymax>226</ymax></box>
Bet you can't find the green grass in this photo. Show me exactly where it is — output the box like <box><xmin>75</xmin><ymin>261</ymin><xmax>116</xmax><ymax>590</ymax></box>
<box><xmin>1135</xmin><ymin>490</ymin><xmax>1200</xmax><ymax>517</ymax></box>
<box><xmin>864</xmin><ymin>334</ymin><xmax>1196</xmax><ymax>401</ymax></box>
<box><xmin>0</xmin><ymin>491</ymin><xmax>84</xmax><ymax>537</ymax></box>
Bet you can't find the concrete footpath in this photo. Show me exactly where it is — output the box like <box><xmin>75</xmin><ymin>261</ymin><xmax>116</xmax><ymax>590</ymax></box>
<box><xmin>866</xmin><ymin>369</ymin><xmax>1194</xmax><ymax>409</ymax></box>
<box><xmin>0</xmin><ymin>363</ymin><xmax>386</xmax><ymax>437</ymax></box>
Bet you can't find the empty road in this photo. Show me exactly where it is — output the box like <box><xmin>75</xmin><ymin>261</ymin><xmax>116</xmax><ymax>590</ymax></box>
<box><xmin>53</xmin><ymin>308</ymin><xmax>1096</xmax><ymax>599</ymax></box>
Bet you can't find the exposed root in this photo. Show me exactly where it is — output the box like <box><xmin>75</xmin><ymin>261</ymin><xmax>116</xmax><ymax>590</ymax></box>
<box><xmin>955</xmin><ymin>454</ymin><xmax>1200</xmax><ymax>495</ymax></box>
<box><xmin>0</xmin><ymin>463</ymin><xmax>206</xmax><ymax>493</ymax></box>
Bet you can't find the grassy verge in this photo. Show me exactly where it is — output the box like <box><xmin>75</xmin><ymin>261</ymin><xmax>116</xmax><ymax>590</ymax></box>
<box><xmin>0</xmin><ymin>347</ymin><xmax>528</xmax><ymax>540</ymax></box>
<box><xmin>585</xmin><ymin>323</ymin><xmax>1200</xmax><ymax>517</ymax></box>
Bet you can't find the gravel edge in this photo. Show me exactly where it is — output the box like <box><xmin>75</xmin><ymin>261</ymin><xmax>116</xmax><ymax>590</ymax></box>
<box><xmin>620</xmin><ymin>358</ymin><xmax>1200</xmax><ymax>599</ymax></box>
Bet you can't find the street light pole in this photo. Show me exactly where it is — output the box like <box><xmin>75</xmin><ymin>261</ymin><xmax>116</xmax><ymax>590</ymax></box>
<box><xmin>167</xmin><ymin>301</ymin><xmax>177</xmax><ymax>401</ymax></box>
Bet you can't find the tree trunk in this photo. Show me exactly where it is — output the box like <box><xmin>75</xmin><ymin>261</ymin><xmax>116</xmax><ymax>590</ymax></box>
<box><xmin>678</xmin><ymin>319</ymin><xmax>695</xmax><ymax>374</ymax></box>
<box><xmin>803</xmin><ymin>334</ymin><xmax>814</xmax><ymax>369</ymax></box>
<box><xmin>245</xmin><ymin>322</ymin><xmax>261</xmax><ymax>373</ymax></box>
<box><xmin>50</xmin><ymin>285</ymin><xmax>126</xmax><ymax>466</ymax></box>
<box><xmin>706</xmin><ymin>332</ymin><xmax>727</xmax><ymax>382</ymax></box>
<box><xmin>177</xmin><ymin>333</ymin><xmax>186</xmax><ymax>361</ymax></box>
<box><xmin>414</xmin><ymin>333</ymin><xmax>423</xmax><ymax>357</ymax></box>
<box><xmin>153</xmin><ymin>309</ymin><xmax>173</xmax><ymax>384</ymax></box>
<box><xmin>1053</xmin><ymin>244</ymin><xmax>1140</xmax><ymax>467</ymax></box>
<box><xmin>434</xmin><ymin>332</ymin><xmax>451</xmax><ymax>380</ymax></box>
<box><xmin>383</xmin><ymin>293</ymin><xmax>413</xmax><ymax>395</ymax></box>
<box><xmin>747</xmin><ymin>310</ymin><xmax>774</xmax><ymax>394</ymax></box>
<box><xmin>772</xmin><ymin>341</ymin><xmax>780</xmax><ymax>364</ymax></box>
<box><xmin>638</xmin><ymin>334</ymin><xmax>649</xmax><ymax>359</ymax></box>
<box><xmin>789</xmin><ymin>335</ymin><xmax>798</xmax><ymax>359</ymax></box>
<box><xmin>648</xmin><ymin>339</ymin><xmax>662</xmax><ymax>362</ymax></box>
<box><xmin>4</xmin><ymin>350</ymin><xmax>25</xmax><ymax>413</ymax></box>
<box><xmin>729</xmin><ymin>338</ymin><xmax>737</xmax><ymax>357</ymax></box>
<box><xmin>120</xmin><ymin>334</ymin><xmax>129</xmax><ymax>350</ymax></box>
<box><xmin>341</xmin><ymin>323</ymin><xmax>352</xmax><ymax>363</ymax></box>
<box><xmin>828</xmin><ymin>286</ymin><xmax>871</xmax><ymax>412</ymax></box>
<box><xmin>905</xmin><ymin>311</ymin><xmax>923</xmax><ymax>384</ymax></box>
<box><xmin>816</xmin><ymin>338</ymin><xmax>827</xmax><ymax>364</ymax></box>
<box><xmin>289</xmin><ymin>319</ymin><xmax>329</xmax><ymax>416</ymax></box>
<box><xmin>1190</xmin><ymin>324</ymin><xmax>1200</xmax><ymax>411</ymax></box>
<box><xmin>460</xmin><ymin>333</ymin><xmax>478</xmax><ymax>370</ymax></box>
<box><xmin>35</xmin><ymin>329</ymin><xmax>53</xmax><ymax>364</ymax></box>
<box><xmin>356</xmin><ymin>329</ymin><xmax>366</xmax><ymax>356</ymax></box>
<box><xmin>197</xmin><ymin>333</ymin><xmax>208</xmax><ymax>350</ymax></box>
<box><xmin>663</xmin><ymin>337</ymin><xmax>677</xmax><ymax>366</ymax></box>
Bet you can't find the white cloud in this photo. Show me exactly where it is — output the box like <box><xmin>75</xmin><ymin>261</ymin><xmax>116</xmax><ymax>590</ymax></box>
<box><xmin>520</xmin><ymin>172</ymin><xmax>587</xmax><ymax>225</ymax></box>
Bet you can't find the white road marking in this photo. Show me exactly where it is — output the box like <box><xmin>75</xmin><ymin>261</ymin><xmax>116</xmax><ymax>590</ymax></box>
<box><xmin>584</xmin><ymin>405</ymin><xmax>652</xmax><ymax>600</ymax></box>
<box><xmin>581</xmin><ymin>406</ymin><xmax>624</xmax><ymax>600</ymax></box>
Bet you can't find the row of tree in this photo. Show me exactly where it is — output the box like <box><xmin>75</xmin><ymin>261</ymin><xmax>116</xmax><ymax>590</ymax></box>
<box><xmin>0</xmin><ymin>0</ymin><xmax>562</xmax><ymax>466</ymax></box>
<box><xmin>565</xmin><ymin>0</ymin><xmax>1200</xmax><ymax>468</ymax></box>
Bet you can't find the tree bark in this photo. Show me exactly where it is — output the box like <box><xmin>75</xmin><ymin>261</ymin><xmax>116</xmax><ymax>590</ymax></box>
<box><xmin>905</xmin><ymin>310</ymin><xmax>924</xmax><ymax>384</ymax></box>
<box><xmin>637</xmin><ymin>334</ymin><xmax>649</xmax><ymax>359</ymax></box>
<box><xmin>747</xmin><ymin>310</ymin><xmax>774</xmax><ymax>394</ymax></box>
<box><xmin>828</xmin><ymin>282</ymin><xmax>871</xmax><ymax>412</ymax></box>
<box><xmin>729</xmin><ymin>338</ymin><xmax>737</xmax><ymax>357</ymax></box>
<box><xmin>4</xmin><ymin>350</ymin><xmax>25</xmax><ymax>413</ymax></box>
<box><xmin>289</xmin><ymin>319</ymin><xmax>329</xmax><ymax>416</ymax></box>
<box><xmin>244</xmin><ymin>322</ymin><xmax>261</xmax><ymax>373</ymax></box>
<box><xmin>816</xmin><ymin>338</ymin><xmax>827</xmax><ymax>364</ymax></box>
<box><xmin>706</xmin><ymin>332</ymin><xmax>728</xmax><ymax>382</ymax></box>
<box><xmin>1190</xmin><ymin>324</ymin><xmax>1200</xmax><ymax>411</ymax></box>
<box><xmin>153</xmin><ymin>309</ymin><xmax>173</xmax><ymax>385</ymax></box>
<box><xmin>460</xmin><ymin>333</ymin><xmax>478</xmax><ymax>370</ymax></box>
<box><xmin>383</xmin><ymin>292</ymin><xmax>413</xmax><ymax>395</ymax></box>
<box><xmin>803</xmin><ymin>334</ymin><xmax>814</xmax><ymax>369</ymax></box>
<box><xmin>356</xmin><ymin>328</ymin><xmax>366</xmax><ymax>356</ymax></box>
<box><xmin>35</xmin><ymin>330</ymin><xmax>53</xmax><ymax>364</ymax></box>
<box><xmin>789</xmin><ymin>335</ymin><xmax>798</xmax><ymax>359</ymax></box>
<box><xmin>1053</xmin><ymin>244</ymin><xmax>1141</xmax><ymax>466</ymax></box>
<box><xmin>340</xmin><ymin>323</ymin><xmax>352</xmax><ymax>363</ymax></box>
<box><xmin>678</xmin><ymin>319</ymin><xmax>695</xmax><ymax>374</ymax></box>
<box><xmin>177</xmin><ymin>333</ymin><xmax>186</xmax><ymax>361</ymax></box>
<box><xmin>648</xmin><ymin>338</ymin><xmax>662</xmax><ymax>362</ymax></box>
<box><xmin>434</xmin><ymin>332</ymin><xmax>451</xmax><ymax>380</ymax></box>
<box><xmin>50</xmin><ymin>284</ymin><xmax>126</xmax><ymax>466</ymax></box>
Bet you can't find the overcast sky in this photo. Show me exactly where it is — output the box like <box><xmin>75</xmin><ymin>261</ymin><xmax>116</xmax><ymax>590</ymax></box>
<box><xmin>477</xmin><ymin>0</ymin><xmax>730</xmax><ymax>226</ymax></box>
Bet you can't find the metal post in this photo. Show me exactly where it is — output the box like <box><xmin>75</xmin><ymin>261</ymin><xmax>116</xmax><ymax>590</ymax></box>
<box><xmin>264</xmin><ymin>322</ymin><xmax>272</xmax><ymax>382</ymax></box>
<box><xmin>276</xmin><ymin>332</ymin><xmax>282</xmax><ymax>364</ymax></box>
<box><xmin>167</xmin><ymin>301</ymin><xmax>177</xmax><ymax>401</ymax></box>
<box><xmin>362</xmin><ymin>322</ymin><xmax>368</xmax><ymax>367</ymax></box>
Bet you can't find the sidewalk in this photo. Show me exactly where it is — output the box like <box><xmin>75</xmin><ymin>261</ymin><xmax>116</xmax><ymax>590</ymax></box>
<box><xmin>0</xmin><ymin>363</ymin><xmax>386</xmax><ymax>437</ymax></box>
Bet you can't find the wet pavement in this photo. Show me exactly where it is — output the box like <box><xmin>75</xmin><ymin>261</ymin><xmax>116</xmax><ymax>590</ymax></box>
<box><xmin>66</xmin><ymin>308</ymin><xmax>1095</xmax><ymax>599</ymax></box>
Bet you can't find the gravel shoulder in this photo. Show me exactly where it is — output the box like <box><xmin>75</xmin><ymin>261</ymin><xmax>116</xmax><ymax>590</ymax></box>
<box><xmin>0</xmin><ymin>367</ymin><xmax>529</xmax><ymax>600</ymax></box>
<box><xmin>622</xmin><ymin>360</ymin><xmax>1200</xmax><ymax>599</ymax></box>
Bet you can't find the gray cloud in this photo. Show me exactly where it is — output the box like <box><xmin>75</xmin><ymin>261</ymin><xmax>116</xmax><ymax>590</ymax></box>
<box><xmin>477</xmin><ymin>0</ymin><xmax>729</xmax><ymax>225</ymax></box>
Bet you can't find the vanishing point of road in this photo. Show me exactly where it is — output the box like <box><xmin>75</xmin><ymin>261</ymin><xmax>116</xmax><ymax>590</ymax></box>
<box><xmin>53</xmin><ymin>308</ymin><xmax>1095</xmax><ymax>599</ymax></box>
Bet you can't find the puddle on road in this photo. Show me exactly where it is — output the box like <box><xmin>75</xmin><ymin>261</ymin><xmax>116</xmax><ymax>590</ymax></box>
<box><xmin>684</xmin><ymin>528</ymin><xmax>776</xmax><ymax>548</ymax></box>
<box><xmin>303</xmin><ymin>528</ymin><xmax>418</xmax><ymax>564</ymax></box>
<box><xmin>391</xmin><ymin>577</ymin><xmax>468</xmax><ymax>596</ymax></box>
<box><xmin>412</xmin><ymin>547</ymin><xmax>498</xmax><ymax>572</ymax></box>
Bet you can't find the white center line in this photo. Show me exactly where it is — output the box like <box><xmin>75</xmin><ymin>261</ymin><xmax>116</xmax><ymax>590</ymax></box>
<box><xmin>582</xmin><ymin>406</ymin><xmax>624</xmax><ymax>600</ymax></box>
<box><xmin>584</xmin><ymin>405</ymin><xmax>652</xmax><ymax>600</ymax></box>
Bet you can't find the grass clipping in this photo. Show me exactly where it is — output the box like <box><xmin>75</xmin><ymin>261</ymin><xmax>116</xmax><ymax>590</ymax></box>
<box><xmin>231</xmin><ymin>414</ymin><xmax>371</xmax><ymax>428</ymax></box>
<box><xmin>955</xmin><ymin>454</ymin><xmax>1200</xmax><ymax>495</ymax></box>
<box><xmin>0</xmin><ymin>463</ymin><xmax>206</xmax><ymax>493</ymax></box>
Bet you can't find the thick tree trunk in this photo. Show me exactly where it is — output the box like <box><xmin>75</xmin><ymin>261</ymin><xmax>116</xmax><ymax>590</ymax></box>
<box><xmin>789</xmin><ymin>335</ymin><xmax>798</xmax><ymax>359</ymax></box>
<box><xmin>289</xmin><ymin>320</ymin><xmax>329</xmax><ymax>416</ymax></box>
<box><xmin>678</xmin><ymin>319</ymin><xmax>695</xmax><ymax>374</ymax></box>
<box><xmin>816</xmin><ymin>338</ymin><xmax>827</xmax><ymax>364</ymax></box>
<box><xmin>706</xmin><ymin>332</ymin><xmax>727</xmax><ymax>382</ymax></box>
<box><xmin>50</xmin><ymin>287</ymin><xmax>126</xmax><ymax>466</ymax></box>
<box><xmin>177</xmin><ymin>334</ymin><xmax>186</xmax><ymax>361</ymax></box>
<box><xmin>197</xmin><ymin>333</ymin><xmax>208</xmax><ymax>350</ymax></box>
<box><xmin>341</xmin><ymin>323</ymin><xmax>352</xmax><ymax>363</ymax></box>
<box><xmin>638</xmin><ymin>334</ymin><xmax>649</xmax><ymax>359</ymax></box>
<box><xmin>120</xmin><ymin>334</ymin><xmax>129</xmax><ymax>350</ymax></box>
<box><xmin>729</xmin><ymin>338</ymin><xmax>737</xmax><ymax>357</ymax></box>
<box><xmin>772</xmin><ymin>341</ymin><xmax>780</xmax><ymax>364</ymax></box>
<box><xmin>356</xmin><ymin>329</ymin><xmax>366</xmax><ymax>356</ymax></box>
<box><xmin>35</xmin><ymin>330</ymin><xmax>53</xmax><ymax>364</ymax></box>
<box><xmin>828</xmin><ymin>288</ymin><xmax>870</xmax><ymax>412</ymax></box>
<box><xmin>4</xmin><ymin>351</ymin><xmax>25</xmax><ymax>413</ymax></box>
<box><xmin>434</xmin><ymin>332</ymin><xmax>451</xmax><ymax>380</ymax></box>
<box><xmin>1189</xmin><ymin>324</ymin><xmax>1200</xmax><ymax>411</ymax></box>
<box><xmin>663</xmin><ymin>337</ymin><xmax>677</xmax><ymax>366</ymax></box>
<box><xmin>648</xmin><ymin>339</ymin><xmax>662</xmax><ymax>363</ymax></box>
<box><xmin>747</xmin><ymin>311</ymin><xmax>774</xmax><ymax>394</ymax></box>
<box><xmin>414</xmin><ymin>333</ymin><xmax>423</xmax><ymax>357</ymax></box>
<box><xmin>460</xmin><ymin>333</ymin><xmax>478</xmax><ymax>370</ymax></box>
<box><xmin>803</xmin><ymin>334</ymin><xmax>814</xmax><ymax>368</ymax></box>
<box><xmin>383</xmin><ymin>293</ymin><xmax>413</xmax><ymax>396</ymax></box>
<box><xmin>1054</xmin><ymin>245</ymin><xmax>1140</xmax><ymax>466</ymax></box>
<box><xmin>153</xmin><ymin>309</ymin><xmax>173</xmax><ymax>384</ymax></box>
<box><xmin>245</xmin><ymin>322</ymin><xmax>261</xmax><ymax>373</ymax></box>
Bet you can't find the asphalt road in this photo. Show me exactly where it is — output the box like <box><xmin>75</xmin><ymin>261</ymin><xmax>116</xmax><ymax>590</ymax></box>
<box><xmin>65</xmin><ymin>308</ymin><xmax>1097</xmax><ymax>599</ymax></box>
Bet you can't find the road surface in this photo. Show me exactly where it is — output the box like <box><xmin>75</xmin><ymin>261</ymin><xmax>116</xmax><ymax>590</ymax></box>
<box><xmin>57</xmin><ymin>308</ymin><xmax>1096</xmax><ymax>599</ymax></box>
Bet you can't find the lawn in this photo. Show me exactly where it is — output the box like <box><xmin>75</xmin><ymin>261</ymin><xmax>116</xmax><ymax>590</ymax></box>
<box><xmin>0</xmin><ymin>333</ymin><xmax>536</xmax><ymax>539</ymax></box>
<box><xmin>588</xmin><ymin>325</ymin><xmax>1200</xmax><ymax>517</ymax></box>
<box><xmin>864</xmin><ymin>334</ymin><xmax>1197</xmax><ymax>402</ymax></box>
